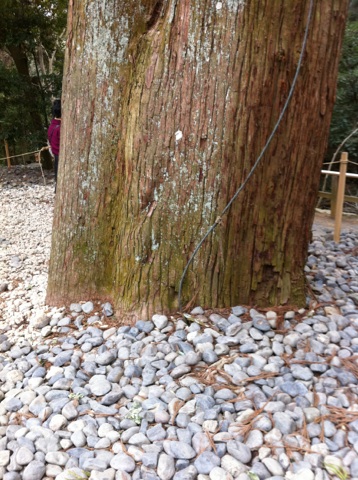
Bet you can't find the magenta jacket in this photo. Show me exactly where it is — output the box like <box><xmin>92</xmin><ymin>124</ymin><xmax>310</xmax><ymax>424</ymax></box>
<box><xmin>48</xmin><ymin>118</ymin><xmax>61</xmax><ymax>156</ymax></box>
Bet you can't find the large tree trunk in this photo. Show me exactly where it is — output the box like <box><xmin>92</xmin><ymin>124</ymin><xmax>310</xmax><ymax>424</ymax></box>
<box><xmin>47</xmin><ymin>0</ymin><xmax>348</xmax><ymax>320</ymax></box>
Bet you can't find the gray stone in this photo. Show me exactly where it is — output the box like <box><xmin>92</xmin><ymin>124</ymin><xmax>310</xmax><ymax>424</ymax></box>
<box><xmin>15</xmin><ymin>447</ymin><xmax>34</xmax><ymax>466</ymax></box>
<box><xmin>203</xmin><ymin>350</ymin><xmax>218</xmax><ymax>364</ymax></box>
<box><xmin>81</xmin><ymin>458</ymin><xmax>108</xmax><ymax>471</ymax></box>
<box><xmin>210</xmin><ymin>467</ymin><xmax>234</xmax><ymax>480</ymax></box>
<box><xmin>102</xmin><ymin>302</ymin><xmax>114</xmax><ymax>316</ymax></box>
<box><xmin>96</xmin><ymin>350</ymin><xmax>117</xmax><ymax>366</ymax></box>
<box><xmin>147</xmin><ymin>425</ymin><xmax>167</xmax><ymax>442</ymax></box>
<box><xmin>252</xmin><ymin>317</ymin><xmax>271</xmax><ymax>332</ymax></box>
<box><xmin>70</xmin><ymin>303</ymin><xmax>82</xmax><ymax>312</ymax></box>
<box><xmin>128</xmin><ymin>433</ymin><xmax>150</xmax><ymax>446</ymax></box>
<box><xmin>273</xmin><ymin>412</ymin><xmax>296</xmax><ymax>435</ymax></box>
<box><xmin>0</xmin><ymin>451</ymin><xmax>10</xmax><ymax>467</ymax></box>
<box><xmin>194</xmin><ymin>451</ymin><xmax>220</xmax><ymax>474</ymax></box>
<box><xmin>22</xmin><ymin>461</ymin><xmax>46</xmax><ymax>480</ymax></box>
<box><xmin>157</xmin><ymin>454</ymin><xmax>175</xmax><ymax>480</ymax></box>
<box><xmin>110</xmin><ymin>453</ymin><xmax>136</xmax><ymax>472</ymax></box>
<box><xmin>45</xmin><ymin>451</ymin><xmax>69</xmax><ymax>466</ymax></box>
<box><xmin>142</xmin><ymin>452</ymin><xmax>159</xmax><ymax>469</ymax></box>
<box><xmin>173</xmin><ymin>466</ymin><xmax>197</xmax><ymax>480</ymax></box>
<box><xmin>170</xmin><ymin>365</ymin><xmax>191</xmax><ymax>379</ymax></box>
<box><xmin>279</xmin><ymin>381</ymin><xmax>308</xmax><ymax>397</ymax></box>
<box><xmin>262</xmin><ymin>458</ymin><xmax>285</xmax><ymax>476</ymax></box>
<box><xmin>53</xmin><ymin>351</ymin><xmax>73</xmax><ymax>367</ymax></box>
<box><xmin>4</xmin><ymin>398</ymin><xmax>23</xmax><ymax>412</ymax></box>
<box><xmin>82</xmin><ymin>301</ymin><xmax>94</xmax><ymax>314</ymax></box>
<box><xmin>291</xmin><ymin>365</ymin><xmax>313</xmax><ymax>381</ymax></box>
<box><xmin>221</xmin><ymin>455</ymin><xmax>246</xmax><ymax>476</ymax></box>
<box><xmin>3</xmin><ymin>473</ymin><xmax>21</xmax><ymax>480</ymax></box>
<box><xmin>107</xmin><ymin>367</ymin><xmax>124</xmax><ymax>383</ymax></box>
<box><xmin>304</xmin><ymin>408</ymin><xmax>321</xmax><ymax>423</ymax></box>
<box><xmin>152</xmin><ymin>315</ymin><xmax>168</xmax><ymax>329</ymax></box>
<box><xmin>30</xmin><ymin>313</ymin><xmax>50</xmax><ymax>330</ymax></box>
<box><xmin>163</xmin><ymin>441</ymin><xmax>196</xmax><ymax>459</ymax></box>
<box><xmin>49</xmin><ymin>414</ymin><xmax>67</xmax><ymax>431</ymax></box>
<box><xmin>350</xmin><ymin>458</ymin><xmax>358</xmax><ymax>477</ymax></box>
<box><xmin>62</xmin><ymin>401</ymin><xmax>78</xmax><ymax>420</ymax></box>
<box><xmin>71</xmin><ymin>430</ymin><xmax>87</xmax><ymax>448</ymax></box>
<box><xmin>90</xmin><ymin>470</ymin><xmax>116</xmax><ymax>480</ymax></box>
<box><xmin>245</xmin><ymin>430</ymin><xmax>263</xmax><ymax>449</ymax></box>
<box><xmin>227</xmin><ymin>440</ymin><xmax>252</xmax><ymax>464</ymax></box>
<box><xmin>232</xmin><ymin>306</ymin><xmax>246</xmax><ymax>316</ymax></box>
<box><xmin>250</xmin><ymin>461</ymin><xmax>271</xmax><ymax>480</ymax></box>
<box><xmin>88</xmin><ymin>375</ymin><xmax>112</xmax><ymax>396</ymax></box>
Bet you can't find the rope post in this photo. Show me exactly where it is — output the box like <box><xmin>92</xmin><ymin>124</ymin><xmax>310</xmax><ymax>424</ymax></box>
<box><xmin>330</xmin><ymin>176</ymin><xmax>338</xmax><ymax>219</ymax></box>
<box><xmin>334</xmin><ymin>152</ymin><xmax>348</xmax><ymax>243</ymax></box>
<box><xmin>4</xmin><ymin>140</ymin><xmax>11</xmax><ymax>169</ymax></box>
<box><xmin>37</xmin><ymin>150</ymin><xmax>46</xmax><ymax>186</ymax></box>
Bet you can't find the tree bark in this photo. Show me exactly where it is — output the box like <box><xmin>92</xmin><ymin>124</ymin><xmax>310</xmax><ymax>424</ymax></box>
<box><xmin>7</xmin><ymin>45</ymin><xmax>44</xmax><ymax>134</ymax></box>
<box><xmin>47</xmin><ymin>0</ymin><xmax>349</xmax><ymax>320</ymax></box>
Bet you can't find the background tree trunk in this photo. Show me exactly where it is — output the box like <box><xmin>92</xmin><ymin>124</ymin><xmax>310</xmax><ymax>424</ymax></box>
<box><xmin>47</xmin><ymin>0</ymin><xmax>348</xmax><ymax>320</ymax></box>
<box><xmin>7</xmin><ymin>44</ymin><xmax>53</xmax><ymax>168</ymax></box>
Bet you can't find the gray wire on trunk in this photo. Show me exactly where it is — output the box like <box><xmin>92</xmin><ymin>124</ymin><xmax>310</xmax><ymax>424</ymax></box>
<box><xmin>178</xmin><ymin>0</ymin><xmax>315</xmax><ymax>311</ymax></box>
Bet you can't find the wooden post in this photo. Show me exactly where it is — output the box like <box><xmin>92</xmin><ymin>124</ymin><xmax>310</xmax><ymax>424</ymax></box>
<box><xmin>4</xmin><ymin>140</ymin><xmax>11</xmax><ymax>169</ymax></box>
<box><xmin>334</xmin><ymin>152</ymin><xmax>348</xmax><ymax>243</ymax></box>
<box><xmin>330</xmin><ymin>176</ymin><xmax>338</xmax><ymax>219</ymax></box>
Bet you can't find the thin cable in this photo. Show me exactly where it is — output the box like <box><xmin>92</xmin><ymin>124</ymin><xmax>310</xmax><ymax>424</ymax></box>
<box><xmin>178</xmin><ymin>0</ymin><xmax>314</xmax><ymax>311</ymax></box>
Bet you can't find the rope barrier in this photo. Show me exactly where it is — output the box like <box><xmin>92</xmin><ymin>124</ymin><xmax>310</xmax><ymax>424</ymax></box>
<box><xmin>321</xmin><ymin>160</ymin><xmax>341</xmax><ymax>165</ymax></box>
<box><xmin>178</xmin><ymin>0</ymin><xmax>315</xmax><ymax>311</ymax></box>
<box><xmin>0</xmin><ymin>146</ymin><xmax>49</xmax><ymax>162</ymax></box>
<box><xmin>322</xmin><ymin>159</ymin><xmax>358</xmax><ymax>167</ymax></box>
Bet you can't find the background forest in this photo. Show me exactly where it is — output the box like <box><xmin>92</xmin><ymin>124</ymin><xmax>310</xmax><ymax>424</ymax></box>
<box><xmin>0</xmin><ymin>0</ymin><xmax>357</xmax><ymax>167</ymax></box>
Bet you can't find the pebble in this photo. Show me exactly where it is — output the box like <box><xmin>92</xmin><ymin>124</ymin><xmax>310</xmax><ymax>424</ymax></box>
<box><xmin>1</xmin><ymin>169</ymin><xmax>358</xmax><ymax>480</ymax></box>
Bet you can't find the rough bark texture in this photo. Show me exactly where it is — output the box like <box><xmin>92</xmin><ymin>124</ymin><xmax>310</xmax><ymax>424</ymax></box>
<box><xmin>47</xmin><ymin>0</ymin><xmax>349</xmax><ymax>319</ymax></box>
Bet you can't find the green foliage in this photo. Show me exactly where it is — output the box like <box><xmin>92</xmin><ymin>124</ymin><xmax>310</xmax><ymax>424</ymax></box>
<box><xmin>0</xmin><ymin>0</ymin><xmax>67</xmax><ymax>157</ymax></box>
<box><xmin>248</xmin><ymin>473</ymin><xmax>260</xmax><ymax>480</ymax></box>
<box><xmin>327</xmin><ymin>20</ymin><xmax>358</xmax><ymax>162</ymax></box>
<box><xmin>125</xmin><ymin>402</ymin><xmax>143</xmax><ymax>425</ymax></box>
<box><xmin>65</xmin><ymin>470</ymin><xmax>90</xmax><ymax>480</ymax></box>
<box><xmin>0</xmin><ymin>62</ymin><xmax>42</xmax><ymax>151</ymax></box>
<box><xmin>68</xmin><ymin>392</ymin><xmax>84</xmax><ymax>400</ymax></box>
<box><xmin>323</xmin><ymin>462</ymin><xmax>349</xmax><ymax>480</ymax></box>
<box><xmin>349</xmin><ymin>0</ymin><xmax>358</xmax><ymax>21</ymax></box>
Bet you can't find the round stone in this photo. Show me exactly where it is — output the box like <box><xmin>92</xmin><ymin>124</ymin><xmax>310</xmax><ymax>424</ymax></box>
<box><xmin>49</xmin><ymin>414</ymin><xmax>67</xmax><ymax>431</ymax></box>
<box><xmin>88</xmin><ymin>375</ymin><xmax>112</xmax><ymax>396</ymax></box>
<box><xmin>210</xmin><ymin>467</ymin><xmax>234</xmax><ymax>480</ymax></box>
<box><xmin>194</xmin><ymin>451</ymin><xmax>221</xmax><ymax>474</ymax></box>
<box><xmin>22</xmin><ymin>461</ymin><xmax>46</xmax><ymax>480</ymax></box>
<box><xmin>227</xmin><ymin>441</ymin><xmax>252</xmax><ymax>464</ymax></box>
<box><xmin>163</xmin><ymin>440</ymin><xmax>196</xmax><ymax>459</ymax></box>
<box><xmin>82</xmin><ymin>301</ymin><xmax>94</xmax><ymax>314</ymax></box>
<box><xmin>15</xmin><ymin>447</ymin><xmax>34</xmax><ymax>466</ymax></box>
<box><xmin>110</xmin><ymin>453</ymin><xmax>136</xmax><ymax>472</ymax></box>
<box><xmin>157</xmin><ymin>453</ymin><xmax>175</xmax><ymax>480</ymax></box>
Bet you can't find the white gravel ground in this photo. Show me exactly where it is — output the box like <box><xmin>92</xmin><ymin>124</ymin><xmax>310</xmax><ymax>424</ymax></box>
<box><xmin>1</xmin><ymin>165</ymin><xmax>358</xmax><ymax>480</ymax></box>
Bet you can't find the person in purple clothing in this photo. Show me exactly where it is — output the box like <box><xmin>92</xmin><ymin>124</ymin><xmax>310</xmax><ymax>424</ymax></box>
<box><xmin>48</xmin><ymin>99</ymin><xmax>61</xmax><ymax>190</ymax></box>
